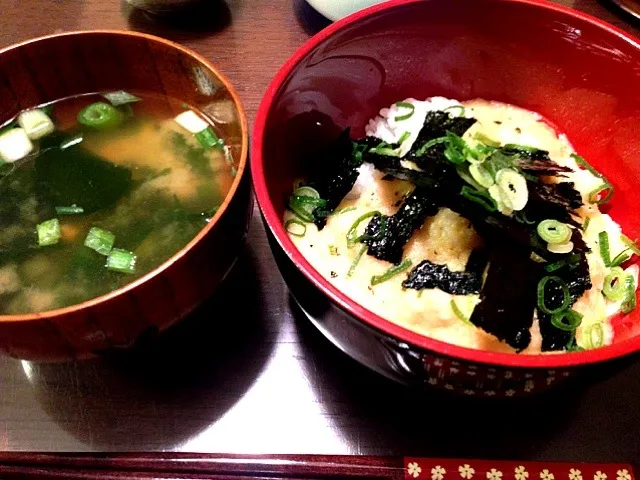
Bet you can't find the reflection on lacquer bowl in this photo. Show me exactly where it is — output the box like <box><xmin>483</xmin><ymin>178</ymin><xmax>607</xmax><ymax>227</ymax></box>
<box><xmin>252</xmin><ymin>0</ymin><xmax>640</xmax><ymax>396</ymax></box>
<box><xmin>0</xmin><ymin>30</ymin><xmax>250</xmax><ymax>361</ymax></box>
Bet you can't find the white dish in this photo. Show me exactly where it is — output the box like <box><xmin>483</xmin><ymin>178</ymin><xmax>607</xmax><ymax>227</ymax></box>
<box><xmin>305</xmin><ymin>0</ymin><xmax>389</xmax><ymax>21</ymax></box>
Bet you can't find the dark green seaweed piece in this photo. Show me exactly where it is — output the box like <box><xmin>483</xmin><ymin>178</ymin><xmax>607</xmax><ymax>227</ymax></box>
<box><xmin>538</xmin><ymin>231</ymin><xmax>592</xmax><ymax>351</ymax></box>
<box><xmin>362</xmin><ymin>186</ymin><xmax>439</xmax><ymax>264</ymax></box>
<box><xmin>35</xmin><ymin>132</ymin><xmax>132</xmax><ymax>214</ymax></box>
<box><xmin>469</xmin><ymin>244</ymin><xmax>541</xmax><ymax>351</ymax></box>
<box><xmin>465</xmin><ymin>248</ymin><xmax>489</xmax><ymax>276</ymax></box>
<box><xmin>403</xmin><ymin>259</ymin><xmax>482</xmax><ymax>295</ymax></box>
<box><xmin>406</xmin><ymin>111</ymin><xmax>476</xmax><ymax>168</ymax></box>
<box><xmin>170</xmin><ymin>132</ymin><xmax>212</xmax><ymax>175</ymax></box>
<box><xmin>307</xmin><ymin>128</ymin><xmax>363</xmax><ymax>228</ymax></box>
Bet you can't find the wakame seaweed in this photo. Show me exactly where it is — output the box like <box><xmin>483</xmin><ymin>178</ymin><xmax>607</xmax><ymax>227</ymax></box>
<box><xmin>362</xmin><ymin>187</ymin><xmax>439</xmax><ymax>264</ymax></box>
<box><xmin>403</xmin><ymin>260</ymin><xmax>483</xmax><ymax>295</ymax></box>
<box><xmin>469</xmin><ymin>244</ymin><xmax>542</xmax><ymax>351</ymax></box>
<box><xmin>35</xmin><ymin>132</ymin><xmax>132</xmax><ymax>214</ymax></box>
<box><xmin>306</xmin><ymin>128</ymin><xmax>363</xmax><ymax>228</ymax></box>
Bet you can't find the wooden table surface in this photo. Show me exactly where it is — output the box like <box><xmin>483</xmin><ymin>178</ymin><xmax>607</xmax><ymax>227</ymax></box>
<box><xmin>1</xmin><ymin>0</ymin><xmax>640</xmax><ymax>460</ymax></box>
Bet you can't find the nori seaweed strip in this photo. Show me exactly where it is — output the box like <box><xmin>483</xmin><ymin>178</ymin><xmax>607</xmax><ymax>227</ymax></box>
<box><xmin>538</xmin><ymin>231</ymin><xmax>592</xmax><ymax>351</ymax></box>
<box><xmin>406</xmin><ymin>111</ymin><xmax>476</xmax><ymax>168</ymax></box>
<box><xmin>469</xmin><ymin>244</ymin><xmax>542</xmax><ymax>351</ymax></box>
<box><xmin>403</xmin><ymin>260</ymin><xmax>482</xmax><ymax>295</ymax></box>
<box><xmin>362</xmin><ymin>187</ymin><xmax>439</xmax><ymax>264</ymax></box>
<box><xmin>305</xmin><ymin>128</ymin><xmax>363</xmax><ymax>229</ymax></box>
<box><xmin>465</xmin><ymin>248</ymin><xmax>489</xmax><ymax>276</ymax></box>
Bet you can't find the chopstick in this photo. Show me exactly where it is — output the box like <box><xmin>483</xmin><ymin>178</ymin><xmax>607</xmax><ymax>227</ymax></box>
<box><xmin>0</xmin><ymin>453</ymin><xmax>634</xmax><ymax>480</ymax></box>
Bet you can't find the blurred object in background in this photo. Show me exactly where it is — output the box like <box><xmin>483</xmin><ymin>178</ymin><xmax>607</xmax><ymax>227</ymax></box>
<box><xmin>125</xmin><ymin>0</ymin><xmax>210</xmax><ymax>14</ymax></box>
<box><xmin>608</xmin><ymin>0</ymin><xmax>640</xmax><ymax>21</ymax></box>
<box><xmin>306</xmin><ymin>0</ymin><xmax>388</xmax><ymax>20</ymax></box>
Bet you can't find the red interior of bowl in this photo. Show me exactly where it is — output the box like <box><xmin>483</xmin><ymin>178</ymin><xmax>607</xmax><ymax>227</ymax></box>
<box><xmin>253</xmin><ymin>0</ymin><xmax>640</xmax><ymax>367</ymax></box>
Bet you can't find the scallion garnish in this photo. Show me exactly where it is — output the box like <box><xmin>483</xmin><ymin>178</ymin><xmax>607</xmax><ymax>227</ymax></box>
<box><xmin>394</xmin><ymin>102</ymin><xmax>415</xmax><ymax>122</ymax></box>
<box><xmin>598</xmin><ymin>231</ymin><xmax>611</xmax><ymax>267</ymax></box>
<box><xmin>347</xmin><ymin>245</ymin><xmax>367</xmax><ymax>277</ymax></box>
<box><xmin>537</xmin><ymin>219</ymin><xmax>571</xmax><ymax>245</ymax></box>
<box><xmin>583</xmin><ymin>217</ymin><xmax>591</xmax><ymax>232</ymax></box>
<box><xmin>602</xmin><ymin>267</ymin><xmax>627</xmax><ymax>301</ymax></box>
<box><xmin>371</xmin><ymin>141</ymin><xmax>401</xmax><ymax>157</ymax></box>
<box><xmin>443</xmin><ymin>131</ymin><xmax>468</xmax><ymax>164</ymax></box>
<box><xmin>331</xmin><ymin>206</ymin><xmax>357</xmax><ymax>216</ymax></box>
<box><xmin>398</xmin><ymin>131</ymin><xmax>411</xmax><ymax>144</ymax></box>
<box><xmin>544</xmin><ymin>254</ymin><xmax>581</xmax><ymax>272</ymax></box>
<box><xmin>78</xmin><ymin>102</ymin><xmax>124</xmax><ymax>131</ymax></box>
<box><xmin>588</xmin><ymin>182</ymin><xmax>614</xmax><ymax>204</ymax></box>
<box><xmin>584</xmin><ymin>323</ymin><xmax>604</xmax><ymax>349</ymax></box>
<box><xmin>55</xmin><ymin>205</ymin><xmax>84</xmax><ymax>215</ymax></box>
<box><xmin>571</xmin><ymin>153</ymin><xmax>604</xmax><ymax>178</ymax></box>
<box><xmin>514</xmin><ymin>211</ymin><xmax>536</xmax><ymax>225</ymax></box>
<box><xmin>101</xmin><ymin>90</ymin><xmax>141</xmax><ymax>106</ymax></box>
<box><xmin>106</xmin><ymin>248</ymin><xmax>137</xmax><ymax>274</ymax></box>
<box><xmin>473</xmin><ymin>132</ymin><xmax>501</xmax><ymax>148</ymax></box>
<box><xmin>329</xmin><ymin>245</ymin><xmax>338</xmax><ymax>256</ymax></box>
<box><xmin>469</xmin><ymin>162</ymin><xmax>494</xmax><ymax>188</ymax></box>
<box><xmin>443</xmin><ymin>105</ymin><xmax>465</xmax><ymax>117</ymax></box>
<box><xmin>285</xmin><ymin>219</ymin><xmax>306</xmax><ymax>237</ymax></box>
<box><xmin>289</xmin><ymin>186</ymin><xmax>325</xmax><ymax>223</ymax></box>
<box><xmin>84</xmin><ymin>227</ymin><xmax>115</xmax><ymax>256</ymax></box>
<box><xmin>610</xmin><ymin>248</ymin><xmax>631</xmax><ymax>268</ymax></box>
<box><xmin>370</xmin><ymin>259</ymin><xmax>412</xmax><ymax>286</ymax></box>
<box><xmin>622</xmin><ymin>275</ymin><xmax>637</xmax><ymax>313</ymax></box>
<box><xmin>621</xmin><ymin>235</ymin><xmax>640</xmax><ymax>256</ymax></box>
<box><xmin>60</xmin><ymin>133</ymin><xmax>84</xmax><ymax>150</ymax></box>
<box><xmin>503</xmin><ymin>143</ymin><xmax>540</xmax><ymax>153</ymax></box>
<box><xmin>460</xmin><ymin>186</ymin><xmax>497</xmax><ymax>212</ymax></box>
<box><xmin>346</xmin><ymin>211</ymin><xmax>381</xmax><ymax>247</ymax></box>
<box><xmin>537</xmin><ymin>275</ymin><xmax>570</xmax><ymax>314</ymax></box>
<box><xmin>415</xmin><ymin>136</ymin><xmax>447</xmax><ymax>157</ymax></box>
<box><xmin>37</xmin><ymin>218</ymin><xmax>61</xmax><ymax>247</ymax></box>
<box><xmin>451</xmin><ymin>299</ymin><xmax>473</xmax><ymax>325</ymax></box>
<box><xmin>195</xmin><ymin>126</ymin><xmax>224</xmax><ymax>150</ymax></box>
<box><xmin>551</xmin><ymin>308</ymin><xmax>583</xmax><ymax>332</ymax></box>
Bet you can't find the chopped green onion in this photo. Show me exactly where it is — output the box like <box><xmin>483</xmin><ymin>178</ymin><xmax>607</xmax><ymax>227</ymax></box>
<box><xmin>621</xmin><ymin>235</ymin><xmax>640</xmax><ymax>256</ymax></box>
<box><xmin>514</xmin><ymin>211</ymin><xmax>536</xmax><ymax>225</ymax></box>
<box><xmin>469</xmin><ymin>163</ymin><xmax>494</xmax><ymax>188</ymax></box>
<box><xmin>588</xmin><ymin>183</ymin><xmax>614</xmax><ymax>204</ymax></box>
<box><xmin>547</xmin><ymin>241</ymin><xmax>574</xmax><ymax>254</ymax></box>
<box><xmin>371</xmin><ymin>141</ymin><xmax>401</xmax><ymax>157</ymax></box>
<box><xmin>610</xmin><ymin>248</ymin><xmax>631</xmax><ymax>268</ymax></box>
<box><xmin>443</xmin><ymin>131</ymin><xmax>468</xmax><ymax>164</ymax></box>
<box><xmin>415</xmin><ymin>136</ymin><xmax>447</xmax><ymax>157</ymax></box>
<box><xmin>583</xmin><ymin>217</ymin><xmax>591</xmax><ymax>232</ymax></box>
<box><xmin>584</xmin><ymin>323</ymin><xmax>604</xmax><ymax>349</ymax></box>
<box><xmin>101</xmin><ymin>90</ymin><xmax>141</xmax><ymax>106</ymax></box>
<box><xmin>622</xmin><ymin>275</ymin><xmax>637</xmax><ymax>313</ymax></box>
<box><xmin>545</xmin><ymin>254</ymin><xmax>581</xmax><ymax>272</ymax></box>
<box><xmin>537</xmin><ymin>275</ymin><xmax>570</xmax><ymax>314</ymax></box>
<box><xmin>495</xmin><ymin>168</ymin><xmax>528</xmax><ymax>211</ymax></box>
<box><xmin>84</xmin><ymin>227</ymin><xmax>116</xmax><ymax>256</ymax></box>
<box><xmin>195</xmin><ymin>126</ymin><xmax>224</xmax><ymax>150</ymax></box>
<box><xmin>331</xmin><ymin>206</ymin><xmax>357</xmax><ymax>216</ymax></box>
<box><xmin>371</xmin><ymin>259</ymin><xmax>412</xmax><ymax>286</ymax></box>
<box><xmin>565</xmin><ymin>336</ymin><xmax>585</xmax><ymax>352</ymax></box>
<box><xmin>36</xmin><ymin>218</ymin><xmax>61</xmax><ymax>246</ymax></box>
<box><xmin>603</xmin><ymin>267</ymin><xmax>627</xmax><ymax>301</ymax></box>
<box><xmin>0</xmin><ymin>127</ymin><xmax>33</xmax><ymax>163</ymax></box>
<box><xmin>551</xmin><ymin>308</ymin><xmax>583</xmax><ymax>332</ymax></box>
<box><xmin>356</xmin><ymin>216</ymin><xmax>387</xmax><ymax>243</ymax></box>
<box><xmin>537</xmin><ymin>219</ymin><xmax>571</xmax><ymax>245</ymax></box>
<box><xmin>456</xmin><ymin>164</ymin><xmax>485</xmax><ymax>191</ymax></box>
<box><xmin>78</xmin><ymin>102</ymin><xmax>124</xmax><ymax>131</ymax></box>
<box><xmin>346</xmin><ymin>211</ymin><xmax>382</xmax><ymax>247</ymax></box>
<box><xmin>503</xmin><ymin>143</ymin><xmax>540</xmax><ymax>153</ymax></box>
<box><xmin>18</xmin><ymin>109</ymin><xmax>55</xmax><ymax>140</ymax></box>
<box><xmin>289</xmin><ymin>187</ymin><xmax>325</xmax><ymax>223</ymax></box>
<box><xmin>474</xmin><ymin>132</ymin><xmax>501</xmax><ymax>147</ymax></box>
<box><xmin>443</xmin><ymin>105</ymin><xmax>465</xmax><ymax>117</ymax></box>
<box><xmin>329</xmin><ymin>245</ymin><xmax>338</xmax><ymax>256</ymax></box>
<box><xmin>394</xmin><ymin>102</ymin><xmax>415</xmax><ymax>121</ymax></box>
<box><xmin>451</xmin><ymin>299</ymin><xmax>473</xmax><ymax>325</ymax></box>
<box><xmin>55</xmin><ymin>205</ymin><xmax>84</xmax><ymax>215</ymax></box>
<box><xmin>60</xmin><ymin>133</ymin><xmax>83</xmax><ymax>150</ymax></box>
<box><xmin>347</xmin><ymin>245</ymin><xmax>367</xmax><ymax>277</ymax></box>
<box><xmin>106</xmin><ymin>248</ymin><xmax>137</xmax><ymax>274</ymax></box>
<box><xmin>598</xmin><ymin>231</ymin><xmax>611</xmax><ymax>267</ymax></box>
<box><xmin>293</xmin><ymin>186</ymin><xmax>320</xmax><ymax>199</ymax></box>
<box><xmin>398</xmin><ymin>131</ymin><xmax>411</xmax><ymax>144</ymax></box>
<box><xmin>285</xmin><ymin>219</ymin><xmax>306</xmax><ymax>237</ymax></box>
<box><xmin>461</xmin><ymin>186</ymin><xmax>497</xmax><ymax>212</ymax></box>
<box><xmin>571</xmin><ymin>153</ymin><xmax>604</xmax><ymax>178</ymax></box>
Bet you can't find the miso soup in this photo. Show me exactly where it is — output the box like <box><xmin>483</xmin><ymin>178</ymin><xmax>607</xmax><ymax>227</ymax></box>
<box><xmin>0</xmin><ymin>91</ymin><xmax>236</xmax><ymax>314</ymax></box>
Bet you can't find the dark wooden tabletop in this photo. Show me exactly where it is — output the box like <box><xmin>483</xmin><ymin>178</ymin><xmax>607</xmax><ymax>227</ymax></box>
<box><xmin>1</xmin><ymin>0</ymin><xmax>640</xmax><ymax>461</ymax></box>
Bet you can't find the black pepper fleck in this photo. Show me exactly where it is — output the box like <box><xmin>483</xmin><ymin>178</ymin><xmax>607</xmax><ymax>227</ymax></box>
<box><xmin>330</xmin><ymin>271</ymin><xmax>338</xmax><ymax>278</ymax></box>
<box><xmin>515</xmin><ymin>127</ymin><xmax>522</xmax><ymax>134</ymax></box>
<box><xmin>494</xmin><ymin>120</ymin><xmax>502</xmax><ymax>125</ymax></box>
